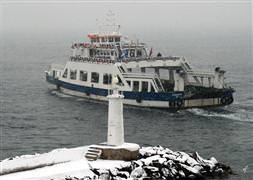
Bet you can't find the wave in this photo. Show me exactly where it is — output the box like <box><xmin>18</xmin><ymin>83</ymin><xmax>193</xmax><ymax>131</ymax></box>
<box><xmin>187</xmin><ymin>108</ymin><xmax>253</xmax><ymax>123</ymax></box>
<box><xmin>48</xmin><ymin>90</ymin><xmax>73</xmax><ymax>98</ymax></box>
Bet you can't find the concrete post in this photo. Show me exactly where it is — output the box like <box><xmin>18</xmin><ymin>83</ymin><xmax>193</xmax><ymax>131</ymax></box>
<box><xmin>155</xmin><ymin>67</ymin><xmax>160</xmax><ymax>76</ymax></box>
<box><xmin>107</xmin><ymin>76</ymin><xmax>125</xmax><ymax>146</ymax></box>
<box><xmin>107</xmin><ymin>92</ymin><xmax>124</xmax><ymax>146</ymax></box>
<box><xmin>141</xmin><ymin>67</ymin><xmax>146</xmax><ymax>73</ymax></box>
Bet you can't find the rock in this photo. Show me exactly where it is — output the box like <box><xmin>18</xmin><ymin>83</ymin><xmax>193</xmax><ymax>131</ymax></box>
<box><xmin>88</xmin><ymin>146</ymin><xmax>232</xmax><ymax>180</ymax></box>
<box><xmin>130</xmin><ymin>166</ymin><xmax>145</xmax><ymax>178</ymax></box>
<box><xmin>210</xmin><ymin>157</ymin><xmax>218</xmax><ymax>164</ymax></box>
<box><xmin>116</xmin><ymin>171</ymin><xmax>129</xmax><ymax>179</ymax></box>
<box><xmin>141</xmin><ymin>155</ymin><xmax>161</xmax><ymax>166</ymax></box>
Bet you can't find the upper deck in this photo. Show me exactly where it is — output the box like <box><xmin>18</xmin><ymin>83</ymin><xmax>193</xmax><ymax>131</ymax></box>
<box><xmin>87</xmin><ymin>32</ymin><xmax>121</xmax><ymax>44</ymax></box>
<box><xmin>69</xmin><ymin>55</ymin><xmax>182</xmax><ymax>67</ymax></box>
<box><xmin>70</xmin><ymin>29</ymin><xmax>151</xmax><ymax>62</ymax></box>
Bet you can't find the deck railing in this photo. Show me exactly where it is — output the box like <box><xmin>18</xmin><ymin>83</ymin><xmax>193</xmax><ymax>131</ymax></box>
<box><xmin>69</xmin><ymin>56</ymin><xmax>181</xmax><ymax>64</ymax></box>
<box><xmin>122</xmin><ymin>72</ymin><xmax>157</xmax><ymax>78</ymax></box>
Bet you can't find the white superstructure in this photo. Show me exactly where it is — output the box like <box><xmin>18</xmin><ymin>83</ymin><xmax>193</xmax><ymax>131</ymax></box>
<box><xmin>46</xmin><ymin>20</ymin><xmax>234</xmax><ymax>109</ymax></box>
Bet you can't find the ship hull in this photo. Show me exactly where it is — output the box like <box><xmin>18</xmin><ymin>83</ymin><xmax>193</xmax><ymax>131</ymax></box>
<box><xmin>46</xmin><ymin>75</ymin><xmax>233</xmax><ymax>109</ymax></box>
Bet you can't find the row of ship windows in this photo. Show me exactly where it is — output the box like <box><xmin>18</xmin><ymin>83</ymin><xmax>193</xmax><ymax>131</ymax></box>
<box><xmin>61</xmin><ymin>69</ymin><xmax>155</xmax><ymax>92</ymax></box>
<box><xmin>91</xmin><ymin>37</ymin><xmax>120</xmax><ymax>43</ymax></box>
<box><xmin>89</xmin><ymin>49</ymin><xmax>143</xmax><ymax>58</ymax></box>
<box><xmin>90</xmin><ymin>49</ymin><xmax>115</xmax><ymax>57</ymax></box>
<box><xmin>128</xmin><ymin>81</ymin><xmax>155</xmax><ymax>93</ymax></box>
<box><xmin>63</xmin><ymin>69</ymin><xmax>114</xmax><ymax>84</ymax></box>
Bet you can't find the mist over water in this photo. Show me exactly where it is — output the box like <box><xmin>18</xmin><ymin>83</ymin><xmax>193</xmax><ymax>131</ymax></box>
<box><xmin>1</xmin><ymin>2</ymin><xmax>253</xmax><ymax>179</ymax></box>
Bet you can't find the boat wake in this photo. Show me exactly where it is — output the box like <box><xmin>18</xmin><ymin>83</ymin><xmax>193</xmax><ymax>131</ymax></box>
<box><xmin>48</xmin><ymin>90</ymin><xmax>74</xmax><ymax>98</ymax></box>
<box><xmin>48</xmin><ymin>90</ymin><xmax>253</xmax><ymax>123</ymax></box>
<box><xmin>187</xmin><ymin>107</ymin><xmax>253</xmax><ymax>123</ymax></box>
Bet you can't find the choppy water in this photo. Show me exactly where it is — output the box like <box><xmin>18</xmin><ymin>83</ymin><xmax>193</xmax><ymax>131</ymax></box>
<box><xmin>0</xmin><ymin>31</ymin><xmax>252</xmax><ymax>179</ymax></box>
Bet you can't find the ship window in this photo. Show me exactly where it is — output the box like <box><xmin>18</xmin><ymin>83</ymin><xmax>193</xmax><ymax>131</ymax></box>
<box><xmin>103</xmin><ymin>74</ymin><xmax>112</xmax><ymax>84</ymax></box>
<box><xmin>126</xmin><ymin>80</ymin><xmax>131</xmax><ymax>86</ymax></box>
<box><xmin>90</xmin><ymin>49</ymin><xmax>94</xmax><ymax>57</ymax></box>
<box><xmin>91</xmin><ymin>72</ymin><xmax>99</xmax><ymax>83</ymax></box>
<box><xmin>115</xmin><ymin>37</ymin><xmax>120</xmax><ymax>42</ymax></box>
<box><xmin>80</xmin><ymin>71</ymin><xmax>88</xmax><ymax>81</ymax></box>
<box><xmin>137</xmin><ymin>50</ymin><xmax>142</xmax><ymax>57</ymax></box>
<box><xmin>133</xmin><ymin>81</ymin><xmax>139</xmax><ymax>92</ymax></box>
<box><xmin>101</xmin><ymin>37</ymin><xmax>105</xmax><ymax>42</ymax></box>
<box><xmin>109</xmin><ymin>37</ymin><xmax>113</xmax><ymax>42</ymax></box>
<box><xmin>127</xmin><ymin>68</ymin><xmax>132</xmax><ymax>72</ymax></box>
<box><xmin>70</xmin><ymin>70</ymin><xmax>77</xmax><ymax>80</ymax></box>
<box><xmin>52</xmin><ymin>70</ymin><xmax>56</xmax><ymax>78</ymax></box>
<box><xmin>142</xmin><ymin>81</ymin><xmax>148</xmax><ymax>92</ymax></box>
<box><xmin>130</xmin><ymin>49</ymin><xmax>135</xmax><ymax>57</ymax></box>
<box><xmin>63</xmin><ymin>69</ymin><xmax>68</xmax><ymax>78</ymax></box>
<box><xmin>111</xmin><ymin>51</ymin><xmax>114</xmax><ymax>56</ymax></box>
<box><xmin>151</xmin><ymin>84</ymin><xmax>155</xmax><ymax>92</ymax></box>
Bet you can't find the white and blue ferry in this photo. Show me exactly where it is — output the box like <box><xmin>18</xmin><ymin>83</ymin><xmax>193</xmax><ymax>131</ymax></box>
<box><xmin>45</xmin><ymin>28</ymin><xmax>234</xmax><ymax>109</ymax></box>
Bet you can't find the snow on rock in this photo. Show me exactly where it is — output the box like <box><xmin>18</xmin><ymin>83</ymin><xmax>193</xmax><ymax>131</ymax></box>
<box><xmin>92</xmin><ymin>143</ymin><xmax>140</xmax><ymax>152</ymax></box>
<box><xmin>0</xmin><ymin>159</ymin><xmax>93</xmax><ymax>180</ymax></box>
<box><xmin>0</xmin><ymin>146</ymin><xmax>89</xmax><ymax>175</ymax></box>
<box><xmin>0</xmin><ymin>145</ymin><xmax>232</xmax><ymax>180</ymax></box>
<box><xmin>87</xmin><ymin>145</ymin><xmax>233</xmax><ymax>180</ymax></box>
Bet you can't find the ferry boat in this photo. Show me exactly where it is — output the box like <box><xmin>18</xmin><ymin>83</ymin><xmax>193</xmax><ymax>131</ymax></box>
<box><xmin>45</xmin><ymin>27</ymin><xmax>234</xmax><ymax>109</ymax></box>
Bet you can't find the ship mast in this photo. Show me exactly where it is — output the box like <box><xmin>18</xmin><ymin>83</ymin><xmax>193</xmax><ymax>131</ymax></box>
<box><xmin>97</xmin><ymin>10</ymin><xmax>120</xmax><ymax>35</ymax></box>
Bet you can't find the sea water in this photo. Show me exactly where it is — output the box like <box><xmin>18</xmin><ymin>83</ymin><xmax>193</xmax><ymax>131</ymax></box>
<box><xmin>0</xmin><ymin>30</ymin><xmax>252</xmax><ymax>179</ymax></box>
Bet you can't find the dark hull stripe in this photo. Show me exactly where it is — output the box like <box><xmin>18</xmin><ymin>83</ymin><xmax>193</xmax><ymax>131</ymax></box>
<box><xmin>46</xmin><ymin>76</ymin><xmax>183</xmax><ymax>101</ymax></box>
<box><xmin>46</xmin><ymin>76</ymin><xmax>234</xmax><ymax>106</ymax></box>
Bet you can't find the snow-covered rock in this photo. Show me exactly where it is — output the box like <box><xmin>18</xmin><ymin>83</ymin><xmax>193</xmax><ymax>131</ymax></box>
<box><xmin>0</xmin><ymin>146</ymin><xmax>89</xmax><ymax>175</ymax></box>
<box><xmin>0</xmin><ymin>145</ymin><xmax>232</xmax><ymax>180</ymax></box>
<box><xmin>88</xmin><ymin>146</ymin><xmax>233</xmax><ymax>180</ymax></box>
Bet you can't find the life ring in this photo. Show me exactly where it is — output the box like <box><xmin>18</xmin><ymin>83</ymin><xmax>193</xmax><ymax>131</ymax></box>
<box><xmin>225</xmin><ymin>96</ymin><xmax>230</xmax><ymax>104</ymax></box>
<box><xmin>226</xmin><ymin>96</ymin><xmax>233</xmax><ymax>104</ymax></box>
<box><xmin>220</xmin><ymin>97</ymin><xmax>227</xmax><ymax>105</ymax></box>
<box><xmin>136</xmin><ymin>97</ymin><xmax>142</xmax><ymax>103</ymax></box>
<box><xmin>176</xmin><ymin>99</ymin><xmax>184</xmax><ymax>108</ymax></box>
<box><xmin>169</xmin><ymin>101</ymin><xmax>176</xmax><ymax>107</ymax></box>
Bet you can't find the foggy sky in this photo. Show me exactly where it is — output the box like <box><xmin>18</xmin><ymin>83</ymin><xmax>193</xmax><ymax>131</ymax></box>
<box><xmin>1</xmin><ymin>1</ymin><xmax>251</xmax><ymax>36</ymax></box>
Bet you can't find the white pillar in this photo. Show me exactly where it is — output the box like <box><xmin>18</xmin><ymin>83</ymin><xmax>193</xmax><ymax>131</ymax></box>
<box><xmin>107</xmin><ymin>91</ymin><xmax>124</xmax><ymax>146</ymax></box>
<box><xmin>214</xmin><ymin>68</ymin><xmax>225</xmax><ymax>89</ymax></box>
<box><xmin>174</xmin><ymin>70</ymin><xmax>185</xmax><ymax>91</ymax></box>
